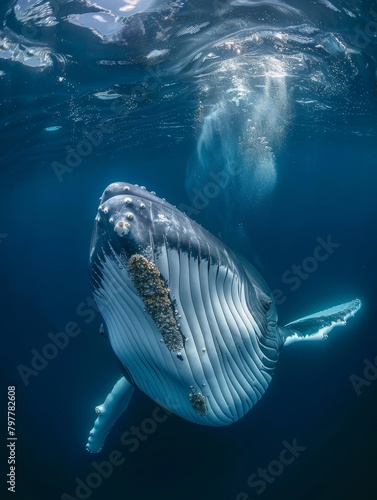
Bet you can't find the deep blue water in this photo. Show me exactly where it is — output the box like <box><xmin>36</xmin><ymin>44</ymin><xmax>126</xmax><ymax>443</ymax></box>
<box><xmin>1</xmin><ymin>0</ymin><xmax>377</xmax><ymax>499</ymax></box>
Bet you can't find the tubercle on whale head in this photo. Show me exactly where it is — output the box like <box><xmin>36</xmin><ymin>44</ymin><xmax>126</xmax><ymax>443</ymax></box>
<box><xmin>95</xmin><ymin>182</ymin><xmax>170</xmax><ymax>230</ymax></box>
<box><xmin>99</xmin><ymin>182</ymin><xmax>160</xmax><ymax>206</ymax></box>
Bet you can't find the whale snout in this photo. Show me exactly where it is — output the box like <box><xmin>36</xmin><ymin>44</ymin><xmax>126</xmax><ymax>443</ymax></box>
<box><xmin>96</xmin><ymin>193</ymin><xmax>144</xmax><ymax>237</ymax></box>
<box><xmin>93</xmin><ymin>182</ymin><xmax>173</xmax><ymax>253</ymax></box>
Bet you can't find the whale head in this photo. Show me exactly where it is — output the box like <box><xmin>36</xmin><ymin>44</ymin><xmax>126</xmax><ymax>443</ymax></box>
<box><xmin>90</xmin><ymin>181</ymin><xmax>209</xmax><ymax>261</ymax></box>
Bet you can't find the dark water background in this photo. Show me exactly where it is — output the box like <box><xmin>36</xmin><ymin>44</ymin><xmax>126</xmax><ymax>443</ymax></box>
<box><xmin>1</xmin><ymin>0</ymin><xmax>377</xmax><ymax>499</ymax></box>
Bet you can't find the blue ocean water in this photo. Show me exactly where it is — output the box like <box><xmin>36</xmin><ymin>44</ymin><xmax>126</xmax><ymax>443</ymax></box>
<box><xmin>1</xmin><ymin>0</ymin><xmax>376</xmax><ymax>499</ymax></box>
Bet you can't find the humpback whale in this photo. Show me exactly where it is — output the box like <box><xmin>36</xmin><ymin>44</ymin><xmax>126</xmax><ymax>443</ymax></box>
<box><xmin>86</xmin><ymin>182</ymin><xmax>361</xmax><ymax>452</ymax></box>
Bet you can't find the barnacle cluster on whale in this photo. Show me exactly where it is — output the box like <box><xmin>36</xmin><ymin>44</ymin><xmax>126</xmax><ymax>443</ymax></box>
<box><xmin>189</xmin><ymin>388</ymin><xmax>208</xmax><ymax>416</ymax></box>
<box><xmin>86</xmin><ymin>181</ymin><xmax>362</xmax><ymax>453</ymax></box>
<box><xmin>127</xmin><ymin>253</ymin><xmax>184</xmax><ymax>352</ymax></box>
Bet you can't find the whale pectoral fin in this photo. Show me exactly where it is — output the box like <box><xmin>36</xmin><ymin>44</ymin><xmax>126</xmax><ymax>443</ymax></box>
<box><xmin>86</xmin><ymin>376</ymin><xmax>135</xmax><ymax>453</ymax></box>
<box><xmin>281</xmin><ymin>298</ymin><xmax>362</xmax><ymax>347</ymax></box>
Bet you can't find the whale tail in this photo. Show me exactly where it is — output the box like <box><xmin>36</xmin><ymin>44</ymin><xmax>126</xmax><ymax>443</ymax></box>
<box><xmin>281</xmin><ymin>298</ymin><xmax>362</xmax><ymax>347</ymax></box>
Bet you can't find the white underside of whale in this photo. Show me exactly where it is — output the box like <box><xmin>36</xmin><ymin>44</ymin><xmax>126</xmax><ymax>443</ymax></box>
<box><xmin>91</xmin><ymin>247</ymin><xmax>276</xmax><ymax>429</ymax></box>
